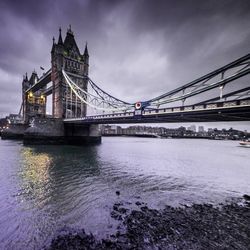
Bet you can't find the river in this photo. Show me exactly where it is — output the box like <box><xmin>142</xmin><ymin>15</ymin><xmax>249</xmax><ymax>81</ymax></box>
<box><xmin>0</xmin><ymin>137</ymin><xmax>249</xmax><ymax>249</ymax></box>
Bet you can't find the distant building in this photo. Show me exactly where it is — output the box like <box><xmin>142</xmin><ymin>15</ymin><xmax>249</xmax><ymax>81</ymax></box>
<box><xmin>101</xmin><ymin>125</ymin><xmax>122</xmax><ymax>135</ymax></box>
<box><xmin>208</xmin><ymin>128</ymin><xmax>214</xmax><ymax>133</ymax></box>
<box><xmin>0</xmin><ymin>118</ymin><xmax>7</xmax><ymax>130</ymax></box>
<box><xmin>6</xmin><ymin>114</ymin><xmax>23</xmax><ymax>124</ymax></box>
<box><xmin>188</xmin><ymin>125</ymin><xmax>196</xmax><ymax>132</ymax></box>
<box><xmin>198</xmin><ymin>126</ymin><xmax>205</xmax><ymax>133</ymax></box>
<box><xmin>101</xmin><ymin>124</ymin><xmax>247</xmax><ymax>140</ymax></box>
<box><xmin>163</xmin><ymin>126</ymin><xmax>186</xmax><ymax>137</ymax></box>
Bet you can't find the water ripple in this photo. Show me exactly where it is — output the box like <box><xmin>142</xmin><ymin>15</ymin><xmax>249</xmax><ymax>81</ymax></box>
<box><xmin>0</xmin><ymin>138</ymin><xmax>249</xmax><ymax>249</ymax></box>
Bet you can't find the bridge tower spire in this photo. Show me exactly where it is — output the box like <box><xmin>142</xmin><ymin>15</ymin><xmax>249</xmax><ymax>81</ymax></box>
<box><xmin>58</xmin><ymin>27</ymin><xmax>63</xmax><ymax>45</ymax></box>
<box><xmin>83</xmin><ymin>42</ymin><xmax>89</xmax><ymax>76</ymax></box>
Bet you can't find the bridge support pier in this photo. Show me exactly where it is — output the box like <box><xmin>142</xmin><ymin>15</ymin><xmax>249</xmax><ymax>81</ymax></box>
<box><xmin>23</xmin><ymin>118</ymin><xmax>101</xmax><ymax>145</ymax></box>
<box><xmin>23</xmin><ymin>118</ymin><xmax>65</xmax><ymax>145</ymax></box>
<box><xmin>64</xmin><ymin>123</ymin><xmax>101</xmax><ymax>145</ymax></box>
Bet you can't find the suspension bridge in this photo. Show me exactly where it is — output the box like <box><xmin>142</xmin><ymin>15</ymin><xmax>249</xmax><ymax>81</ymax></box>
<box><xmin>9</xmin><ymin>27</ymin><xmax>250</xmax><ymax>144</ymax></box>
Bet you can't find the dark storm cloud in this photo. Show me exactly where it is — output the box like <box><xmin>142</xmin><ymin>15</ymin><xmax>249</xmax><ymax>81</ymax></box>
<box><xmin>125</xmin><ymin>0</ymin><xmax>250</xmax><ymax>80</ymax></box>
<box><xmin>0</xmin><ymin>0</ymin><xmax>249</xmax><ymax>129</ymax></box>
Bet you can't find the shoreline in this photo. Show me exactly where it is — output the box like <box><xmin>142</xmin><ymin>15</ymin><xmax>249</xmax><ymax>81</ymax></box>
<box><xmin>102</xmin><ymin>134</ymin><xmax>242</xmax><ymax>141</ymax></box>
<box><xmin>47</xmin><ymin>195</ymin><xmax>250</xmax><ymax>250</ymax></box>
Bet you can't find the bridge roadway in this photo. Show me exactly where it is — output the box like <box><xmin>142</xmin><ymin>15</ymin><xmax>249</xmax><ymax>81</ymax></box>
<box><xmin>64</xmin><ymin>98</ymin><xmax>250</xmax><ymax>124</ymax></box>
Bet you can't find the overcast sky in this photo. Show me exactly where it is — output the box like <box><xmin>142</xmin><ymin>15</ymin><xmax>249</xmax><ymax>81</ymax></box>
<box><xmin>0</xmin><ymin>0</ymin><xmax>249</xmax><ymax>130</ymax></box>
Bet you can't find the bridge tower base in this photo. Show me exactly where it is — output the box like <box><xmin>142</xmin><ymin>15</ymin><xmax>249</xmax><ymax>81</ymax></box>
<box><xmin>23</xmin><ymin>118</ymin><xmax>101</xmax><ymax>145</ymax></box>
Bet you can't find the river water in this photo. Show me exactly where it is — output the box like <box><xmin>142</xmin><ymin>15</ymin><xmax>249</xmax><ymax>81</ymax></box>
<box><xmin>0</xmin><ymin>137</ymin><xmax>249</xmax><ymax>249</ymax></box>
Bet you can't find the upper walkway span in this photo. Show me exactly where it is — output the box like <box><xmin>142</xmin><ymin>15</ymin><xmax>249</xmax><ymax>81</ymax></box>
<box><xmin>26</xmin><ymin>69</ymin><xmax>52</xmax><ymax>94</ymax></box>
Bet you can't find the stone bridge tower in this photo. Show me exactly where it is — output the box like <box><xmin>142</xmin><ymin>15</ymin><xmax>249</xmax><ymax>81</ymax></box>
<box><xmin>22</xmin><ymin>71</ymin><xmax>46</xmax><ymax>122</ymax></box>
<box><xmin>51</xmin><ymin>26</ymin><xmax>89</xmax><ymax>119</ymax></box>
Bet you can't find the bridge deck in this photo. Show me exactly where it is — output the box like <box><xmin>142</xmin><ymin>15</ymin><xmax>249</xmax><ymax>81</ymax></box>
<box><xmin>64</xmin><ymin>100</ymin><xmax>250</xmax><ymax>124</ymax></box>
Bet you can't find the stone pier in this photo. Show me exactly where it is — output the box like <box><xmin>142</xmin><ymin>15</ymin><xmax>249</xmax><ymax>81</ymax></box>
<box><xmin>22</xmin><ymin>117</ymin><xmax>101</xmax><ymax>145</ymax></box>
<box><xmin>23</xmin><ymin>118</ymin><xmax>65</xmax><ymax>145</ymax></box>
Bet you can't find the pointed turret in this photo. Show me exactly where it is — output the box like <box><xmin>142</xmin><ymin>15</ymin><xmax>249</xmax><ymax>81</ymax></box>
<box><xmin>29</xmin><ymin>70</ymin><xmax>38</xmax><ymax>86</ymax></box>
<box><xmin>25</xmin><ymin>72</ymin><xmax>28</xmax><ymax>81</ymax></box>
<box><xmin>83</xmin><ymin>42</ymin><xmax>89</xmax><ymax>63</ymax></box>
<box><xmin>83</xmin><ymin>42</ymin><xmax>89</xmax><ymax>75</ymax></box>
<box><xmin>22</xmin><ymin>72</ymin><xmax>29</xmax><ymax>91</ymax></box>
<box><xmin>84</xmin><ymin>42</ymin><xmax>89</xmax><ymax>57</ymax></box>
<box><xmin>64</xmin><ymin>25</ymin><xmax>80</xmax><ymax>56</ymax></box>
<box><xmin>58</xmin><ymin>27</ymin><xmax>63</xmax><ymax>45</ymax></box>
<box><xmin>51</xmin><ymin>36</ymin><xmax>56</xmax><ymax>53</ymax></box>
<box><xmin>67</xmin><ymin>24</ymin><xmax>73</xmax><ymax>35</ymax></box>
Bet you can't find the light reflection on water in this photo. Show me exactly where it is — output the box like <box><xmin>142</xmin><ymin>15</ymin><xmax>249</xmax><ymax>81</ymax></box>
<box><xmin>19</xmin><ymin>148</ymin><xmax>52</xmax><ymax>206</ymax></box>
<box><xmin>0</xmin><ymin>137</ymin><xmax>249</xmax><ymax>249</ymax></box>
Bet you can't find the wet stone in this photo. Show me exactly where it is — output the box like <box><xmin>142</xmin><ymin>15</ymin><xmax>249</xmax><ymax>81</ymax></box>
<box><xmin>125</xmin><ymin>201</ymin><xmax>132</xmax><ymax>205</ymax></box>
<box><xmin>47</xmin><ymin>197</ymin><xmax>250</xmax><ymax>250</ymax></box>
<box><xmin>243</xmin><ymin>194</ymin><xmax>250</xmax><ymax>201</ymax></box>
<box><xmin>135</xmin><ymin>201</ymin><xmax>142</xmax><ymax>206</ymax></box>
<box><xmin>140</xmin><ymin>206</ymin><xmax>149</xmax><ymax>212</ymax></box>
<box><xmin>112</xmin><ymin>203</ymin><xmax>128</xmax><ymax>217</ymax></box>
<box><xmin>110</xmin><ymin>211</ymin><xmax>122</xmax><ymax>221</ymax></box>
<box><xmin>118</xmin><ymin>207</ymin><xmax>128</xmax><ymax>214</ymax></box>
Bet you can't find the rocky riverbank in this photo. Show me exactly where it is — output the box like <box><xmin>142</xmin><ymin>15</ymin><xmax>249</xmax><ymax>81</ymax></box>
<box><xmin>47</xmin><ymin>195</ymin><xmax>250</xmax><ymax>250</ymax></box>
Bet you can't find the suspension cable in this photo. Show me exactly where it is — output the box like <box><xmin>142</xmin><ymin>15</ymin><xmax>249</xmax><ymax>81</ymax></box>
<box><xmin>62</xmin><ymin>70</ymin><xmax>132</xmax><ymax>112</ymax></box>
